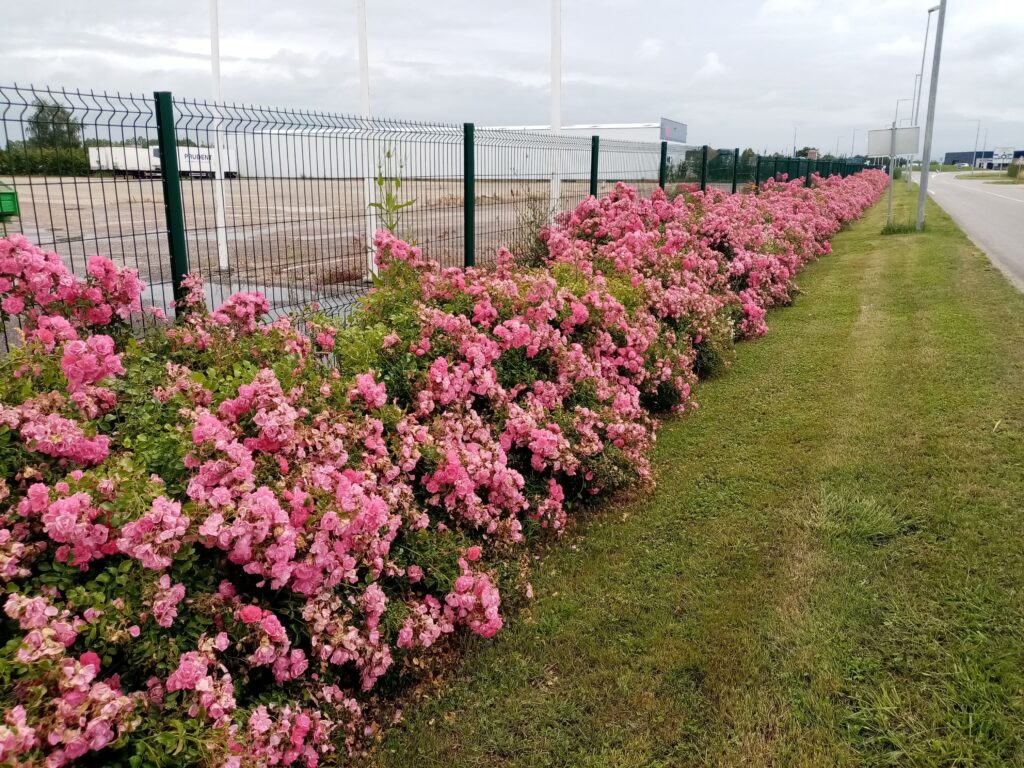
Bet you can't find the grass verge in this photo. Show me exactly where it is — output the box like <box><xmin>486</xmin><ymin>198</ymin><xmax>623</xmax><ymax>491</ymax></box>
<box><xmin>954</xmin><ymin>171</ymin><xmax>1008</xmax><ymax>180</ymax></box>
<box><xmin>369</xmin><ymin>185</ymin><xmax>1024</xmax><ymax>767</ymax></box>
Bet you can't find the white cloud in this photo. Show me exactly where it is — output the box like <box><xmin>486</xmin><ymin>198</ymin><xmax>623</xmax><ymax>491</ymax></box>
<box><xmin>694</xmin><ymin>52</ymin><xmax>726</xmax><ymax>80</ymax></box>
<box><xmin>636</xmin><ymin>38</ymin><xmax>662</xmax><ymax>60</ymax></box>
<box><xmin>831</xmin><ymin>15</ymin><xmax>850</xmax><ymax>34</ymax></box>
<box><xmin>758</xmin><ymin>0</ymin><xmax>816</xmax><ymax>20</ymax></box>
<box><xmin>873</xmin><ymin>36</ymin><xmax>920</xmax><ymax>56</ymax></box>
<box><xmin>0</xmin><ymin>0</ymin><xmax>1021</xmax><ymax>157</ymax></box>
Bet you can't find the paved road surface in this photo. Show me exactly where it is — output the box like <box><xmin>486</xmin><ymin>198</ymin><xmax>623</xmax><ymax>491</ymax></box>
<box><xmin>926</xmin><ymin>173</ymin><xmax>1024</xmax><ymax>291</ymax></box>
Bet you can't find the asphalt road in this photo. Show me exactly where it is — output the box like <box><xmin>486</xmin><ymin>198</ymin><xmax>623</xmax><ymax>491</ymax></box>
<box><xmin>926</xmin><ymin>172</ymin><xmax>1024</xmax><ymax>291</ymax></box>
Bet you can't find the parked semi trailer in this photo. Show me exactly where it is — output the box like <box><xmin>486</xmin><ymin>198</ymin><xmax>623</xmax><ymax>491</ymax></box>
<box><xmin>88</xmin><ymin>146</ymin><xmax>238</xmax><ymax>178</ymax></box>
<box><xmin>176</xmin><ymin>147</ymin><xmax>239</xmax><ymax>179</ymax></box>
<box><xmin>88</xmin><ymin>146</ymin><xmax>160</xmax><ymax>177</ymax></box>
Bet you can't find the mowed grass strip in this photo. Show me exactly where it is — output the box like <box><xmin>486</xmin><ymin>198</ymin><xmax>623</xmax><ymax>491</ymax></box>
<box><xmin>370</xmin><ymin>185</ymin><xmax>1024</xmax><ymax>768</ymax></box>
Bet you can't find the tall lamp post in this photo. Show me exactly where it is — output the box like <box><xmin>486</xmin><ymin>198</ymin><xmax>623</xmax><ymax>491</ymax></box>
<box><xmin>914</xmin><ymin>6</ymin><xmax>939</xmax><ymax>125</ymax></box>
<box><xmin>917</xmin><ymin>0</ymin><xmax>946</xmax><ymax>230</ymax></box>
<box><xmin>970</xmin><ymin>120</ymin><xmax>982</xmax><ymax>169</ymax></box>
<box><xmin>895</xmin><ymin>97</ymin><xmax>912</xmax><ymax>177</ymax></box>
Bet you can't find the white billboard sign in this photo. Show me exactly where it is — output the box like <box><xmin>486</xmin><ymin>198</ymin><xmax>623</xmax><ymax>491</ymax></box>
<box><xmin>993</xmin><ymin>146</ymin><xmax>1015</xmax><ymax>164</ymax></box>
<box><xmin>867</xmin><ymin>126</ymin><xmax>920</xmax><ymax>157</ymax></box>
<box><xmin>660</xmin><ymin>117</ymin><xmax>688</xmax><ymax>144</ymax></box>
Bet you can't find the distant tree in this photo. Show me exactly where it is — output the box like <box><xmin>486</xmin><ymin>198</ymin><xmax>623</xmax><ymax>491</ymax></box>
<box><xmin>740</xmin><ymin>148</ymin><xmax>757</xmax><ymax>162</ymax></box>
<box><xmin>27</xmin><ymin>99</ymin><xmax>82</xmax><ymax>149</ymax></box>
<box><xmin>795</xmin><ymin>146</ymin><xmax>818</xmax><ymax>159</ymax></box>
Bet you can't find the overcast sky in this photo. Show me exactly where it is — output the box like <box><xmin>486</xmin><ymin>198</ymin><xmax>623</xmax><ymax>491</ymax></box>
<box><xmin>4</xmin><ymin>0</ymin><xmax>1022</xmax><ymax>157</ymax></box>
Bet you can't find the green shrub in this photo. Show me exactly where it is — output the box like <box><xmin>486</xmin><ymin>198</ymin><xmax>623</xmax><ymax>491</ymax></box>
<box><xmin>0</xmin><ymin>146</ymin><xmax>89</xmax><ymax>175</ymax></box>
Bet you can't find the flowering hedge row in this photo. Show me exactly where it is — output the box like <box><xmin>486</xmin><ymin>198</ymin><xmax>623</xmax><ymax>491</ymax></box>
<box><xmin>0</xmin><ymin>171</ymin><xmax>887</xmax><ymax>767</ymax></box>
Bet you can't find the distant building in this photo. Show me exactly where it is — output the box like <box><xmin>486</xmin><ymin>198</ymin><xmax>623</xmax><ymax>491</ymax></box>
<box><xmin>943</xmin><ymin>149</ymin><xmax>1024</xmax><ymax>169</ymax></box>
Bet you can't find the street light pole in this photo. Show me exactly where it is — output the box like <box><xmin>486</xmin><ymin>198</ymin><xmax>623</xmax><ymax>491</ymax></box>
<box><xmin>914</xmin><ymin>6</ymin><xmax>938</xmax><ymax>125</ymax></box>
<box><xmin>913</xmin><ymin>74</ymin><xmax>921</xmax><ymax>123</ymax></box>
<box><xmin>972</xmin><ymin>120</ymin><xmax>981</xmax><ymax>169</ymax></box>
<box><xmin>917</xmin><ymin>0</ymin><xmax>946</xmax><ymax>230</ymax></box>
<box><xmin>895</xmin><ymin>98</ymin><xmax>912</xmax><ymax>126</ymax></box>
<box><xmin>851</xmin><ymin>129</ymin><xmax>857</xmax><ymax>157</ymax></box>
<box><xmin>836</xmin><ymin>136</ymin><xmax>845</xmax><ymax>158</ymax></box>
<box><xmin>895</xmin><ymin>98</ymin><xmax>912</xmax><ymax>182</ymax></box>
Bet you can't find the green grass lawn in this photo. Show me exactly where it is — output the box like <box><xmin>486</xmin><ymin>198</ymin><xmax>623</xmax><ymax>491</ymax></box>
<box><xmin>954</xmin><ymin>171</ymin><xmax>1008</xmax><ymax>180</ymax></box>
<box><xmin>369</xmin><ymin>185</ymin><xmax>1024</xmax><ymax>768</ymax></box>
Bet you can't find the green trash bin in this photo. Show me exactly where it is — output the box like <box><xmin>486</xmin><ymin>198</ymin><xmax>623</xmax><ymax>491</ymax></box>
<box><xmin>0</xmin><ymin>182</ymin><xmax>19</xmax><ymax>236</ymax></box>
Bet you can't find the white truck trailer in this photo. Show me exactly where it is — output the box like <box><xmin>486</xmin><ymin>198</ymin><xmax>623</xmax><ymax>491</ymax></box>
<box><xmin>176</xmin><ymin>147</ymin><xmax>239</xmax><ymax>178</ymax></box>
<box><xmin>88</xmin><ymin>146</ymin><xmax>160</xmax><ymax>177</ymax></box>
<box><xmin>88</xmin><ymin>146</ymin><xmax>238</xmax><ymax>178</ymax></box>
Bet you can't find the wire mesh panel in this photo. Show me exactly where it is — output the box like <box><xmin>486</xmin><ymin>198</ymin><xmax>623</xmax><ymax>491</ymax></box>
<box><xmin>596</xmin><ymin>139</ymin><xmax>662</xmax><ymax>198</ymax></box>
<box><xmin>736</xmin><ymin>152</ymin><xmax>758</xmax><ymax>191</ymax></box>
<box><xmin>665</xmin><ymin>145</ymin><xmax>704</xmax><ymax>187</ymax></box>
<box><xmin>472</xmin><ymin>128</ymin><xmax>590</xmax><ymax>266</ymax></box>
<box><xmin>170</xmin><ymin>98</ymin><xmax>464</xmax><ymax>316</ymax></box>
<box><xmin>0</xmin><ymin>85</ymin><xmax>172</xmax><ymax>351</ymax></box>
<box><xmin>0</xmin><ymin>82</ymin><xmax>879</xmax><ymax>352</ymax></box>
<box><xmin>705</xmin><ymin>148</ymin><xmax>736</xmax><ymax>192</ymax></box>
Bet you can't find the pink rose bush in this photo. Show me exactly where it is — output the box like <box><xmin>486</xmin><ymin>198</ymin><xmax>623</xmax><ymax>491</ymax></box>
<box><xmin>0</xmin><ymin>171</ymin><xmax>887</xmax><ymax>766</ymax></box>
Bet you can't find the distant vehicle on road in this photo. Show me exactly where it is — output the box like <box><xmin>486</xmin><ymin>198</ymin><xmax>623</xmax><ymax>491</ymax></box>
<box><xmin>88</xmin><ymin>146</ymin><xmax>238</xmax><ymax>178</ymax></box>
<box><xmin>955</xmin><ymin>163</ymin><xmax>971</xmax><ymax>169</ymax></box>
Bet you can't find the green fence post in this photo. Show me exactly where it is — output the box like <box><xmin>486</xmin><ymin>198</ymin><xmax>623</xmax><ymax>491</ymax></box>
<box><xmin>754</xmin><ymin>155</ymin><xmax>762</xmax><ymax>193</ymax></box>
<box><xmin>154</xmin><ymin>91</ymin><xmax>189</xmax><ymax>306</ymax></box>
<box><xmin>773</xmin><ymin>156</ymin><xmax>779</xmax><ymax>181</ymax></box>
<box><xmin>463</xmin><ymin>122</ymin><xmax>475</xmax><ymax>268</ymax></box>
<box><xmin>730</xmin><ymin>147</ymin><xmax>739</xmax><ymax>193</ymax></box>
<box><xmin>700</xmin><ymin>145</ymin><xmax>709</xmax><ymax>192</ymax></box>
<box><xmin>658</xmin><ymin>140</ymin><xmax>668</xmax><ymax>190</ymax></box>
<box><xmin>806</xmin><ymin>159</ymin><xmax>813</xmax><ymax>187</ymax></box>
<box><xmin>590</xmin><ymin>135</ymin><xmax>600</xmax><ymax>197</ymax></box>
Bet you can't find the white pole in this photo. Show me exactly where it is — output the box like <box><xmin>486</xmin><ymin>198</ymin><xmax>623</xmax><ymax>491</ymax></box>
<box><xmin>912</xmin><ymin>74</ymin><xmax>920</xmax><ymax>123</ymax></box>
<box><xmin>914</xmin><ymin>8</ymin><xmax>936</xmax><ymax>125</ymax></box>
<box><xmin>916</xmin><ymin>0</ymin><xmax>946</xmax><ymax>231</ymax></box>
<box><xmin>209</xmin><ymin>0</ymin><xmax>229</xmax><ymax>272</ymax></box>
<box><xmin>549</xmin><ymin>0</ymin><xmax>562</xmax><ymax>220</ymax></box>
<box><xmin>356</xmin><ymin>0</ymin><xmax>370</xmax><ymax>117</ymax></box>
<box><xmin>972</xmin><ymin>121</ymin><xmax>980</xmax><ymax>169</ymax></box>
<box><xmin>356</xmin><ymin>0</ymin><xmax>378</xmax><ymax>278</ymax></box>
<box><xmin>887</xmin><ymin>122</ymin><xmax>896</xmax><ymax>226</ymax></box>
<box><xmin>851</xmin><ymin>129</ymin><xmax>857</xmax><ymax>157</ymax></box>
